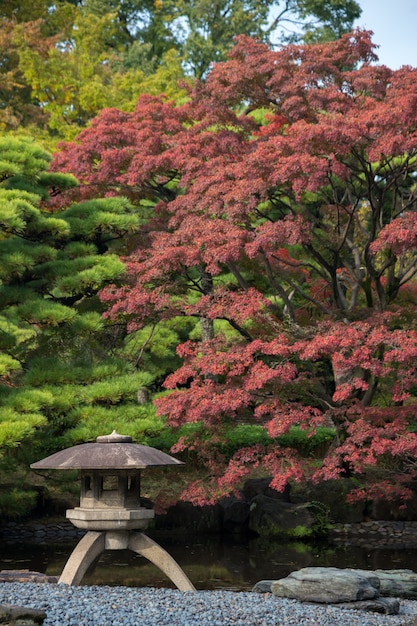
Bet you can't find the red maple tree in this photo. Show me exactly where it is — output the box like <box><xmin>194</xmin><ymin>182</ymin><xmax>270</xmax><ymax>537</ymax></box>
<box><xmin>53</xmin><ymin>29</ymin><xmax>417</xmax><ymax>505</ymax></box>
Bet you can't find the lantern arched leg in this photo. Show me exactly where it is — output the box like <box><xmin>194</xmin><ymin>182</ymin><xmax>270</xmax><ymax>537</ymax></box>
<box><xmin>58</xmin><ymin>530</ymin><xmax>195</xmax><ymax>591</ymax></box>
<box><xmin>59</xmin><ymin>531</ymin><xmax>105</xmax><ymax>586</ymax></box>
<box><xmin>128</xmin><ymin>532</ymin><xmax>196</xmax><ymax>592</ymax></box>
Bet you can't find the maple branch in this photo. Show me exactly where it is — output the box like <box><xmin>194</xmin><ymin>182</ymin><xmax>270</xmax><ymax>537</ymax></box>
<box><xmin>219</xmin><ymin>317</ymin><xmax>253</xmax><ymax>341</ymax></box>
<box><xmin>343</xmin><ymin>237</ymin><xmax>366</xmax><ymax>310</ymax></box>
<box><xmin>393</xmin><ymin>193</ymin><xmax>417</xmax><ymax>218</ymax></box>
<box><xmin>284</xmin><ymin>274</ymin><xmax>334</xmax><ymax>317</ymax></box>
<box><xmin>200</xmin><ymin>316</ymin><xmax>214</xmax><ymax>342</ymax></box>
<box><xmin>134</xmin><ymin>322</ymin><xmax>158</xmax><ymax>368</ymax></box>
<box><xmin>258</xmin><ymin>249</ymin><xmax>296</xmax><ymax>321</ymax></box>
<box><xmin>360</xmin><ymin>374</ymin><xmax>379</xmax><ymax>407</ymax></box>
<box><xmin>226</xmin><ymin>261</ymin><xmax>250</xmax><ymax>290</ymax></box>
<box><xmin>272</xmin><ymin>249</ymin><xmax>329</xmax><ymax>285</ymax></box>
<box><xmin>255</xmin><ymin>207</ymin><xmax>275</xmax><ymax>223</ymax></box>
<box><xmin>398</xmin><ymin>261</ymin><xmax>417</xmax><ymax>287</ymax></box>
<box><xmin>184</xmin><ymin>268</ymin><xmax>206</xmax><ymax>293</ymax></box>
<box><xmin>199</xmin><ymin>266</ymin><xmax>214</xmax><ymax>295</ymax></box>
<box><xmin>374</xmin><ymin>254</ymin><xmax>397</xmax><ymax>278</ymax></box>
<box><xmin>264</xmin><ymin>0</ymin><xmax>306</xmax><ymax>39</ymax></box>
<box><xmin>303</xmin><ymin>243</ymin><xmax>349</xmax><ymax>313</ymax></box>
<box><xmin>267</xmin><ymin>192</ymin><xmax>294</xmax><ymax>217</ymax></box>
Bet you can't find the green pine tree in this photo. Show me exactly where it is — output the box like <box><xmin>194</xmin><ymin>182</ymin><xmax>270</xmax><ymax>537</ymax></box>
<box><xmin>0</xmin><ymin>136</ymin><xmax>162</xmax><ymax>484</ymax></box>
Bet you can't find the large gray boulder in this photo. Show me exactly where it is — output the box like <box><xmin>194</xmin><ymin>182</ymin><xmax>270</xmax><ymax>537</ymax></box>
<box><xmin>254</xmin><ymin>574</ymin><xmax>401</xmax><ymax>614</ymax></box>
<box><xmin>271</xmin><ymin>567</ymin><xmax>380</xmax><ymax>603</ymax></box>
<box><xmin>257</xmin><ymin>567</ymin><xmax>417</xmax><ymax>613</ymax></box>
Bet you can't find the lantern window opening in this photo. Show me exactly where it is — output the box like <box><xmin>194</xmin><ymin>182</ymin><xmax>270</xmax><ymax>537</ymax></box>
<box><xmin>102</xmin><ymin>475</ymin><xmax>118</xmax><ymax>492</ymax></box>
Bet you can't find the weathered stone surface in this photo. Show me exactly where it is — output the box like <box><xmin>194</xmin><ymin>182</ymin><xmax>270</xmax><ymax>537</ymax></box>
<box><xmin>0</xmin><ymin>570</ymin><xmax>58</xmax><ymax>584</ymax></box>
<box><xmin>271</xmin><ymin>567</ymin><xmax>379</xmax><ymax>603</ymax></box>
<box><xmin>368</xmin><ymin>569</ymin><xmax>417</xmax><ymax>599</ymax></box>
<box><xmin>249</xmin><ymin>496</ymin><xmax>314</xmax><ymax>538</ymax></box>
<box><xmin>256</xmin><ymin>568</ymin><xmax>417</xmax><ymax>608</ymax></box>
<box><xmin>334</xmin><ymin>597</ymin><xmax>400</xmax><ymax>615</ymax></box>
<box><xmin>219</xmin><ymin>497</ymin><xmax>249</xmax><ymax>533</ymax></box>
<box><xmin>0</xmin><ymin>603</ymin><xmax>46</xmax><ymax>625</ymax></box>
<box><xmin>252</xmin><ymin>580</ymin><xmax>274</xmax><ymax>593</ymax></box>
<box><xmin>329</xmin><ymin>521</ymin><xmax>417</xmax><ymax>548</ymax></box>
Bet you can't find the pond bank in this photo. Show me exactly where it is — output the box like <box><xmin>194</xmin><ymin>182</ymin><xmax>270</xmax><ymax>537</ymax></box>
<box><xmin>4</xmin><ymin>519</ymin><xmax>417</xmax><ymax>549</ymax></box>
<box><xmin>3</xmin><ymin>524</ymin><xmax>417</xmax><ymax>591</ymax></box>
<box><xmin>329</xmin><ymin>521</ymin><xmax>417</xmax><ymax>548</ymax></box>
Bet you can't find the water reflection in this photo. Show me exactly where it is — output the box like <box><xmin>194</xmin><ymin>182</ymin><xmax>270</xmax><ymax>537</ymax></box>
<box><xmin>1</xmin><ymin>534</ymin><xmax>417</xmax><ymax>591</ymax></box>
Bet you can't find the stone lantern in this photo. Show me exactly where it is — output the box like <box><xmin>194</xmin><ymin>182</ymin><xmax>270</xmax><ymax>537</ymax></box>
<box><xmin>31</xmin><ymin>431</ymin><xmax>195</xmax><ymax>591</ymax></box>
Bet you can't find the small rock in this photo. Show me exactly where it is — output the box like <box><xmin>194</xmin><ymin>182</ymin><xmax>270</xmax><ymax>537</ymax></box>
<box><xmin>252</xmin><ymin>580</ymin><xmax>274</xmax><ymax>593</ymax></box>
<box><xmin>0</xmin><ymin>603</ymin><xmax>46</xmax><ymax>625</ymax></box>
<box><xmin>0</xmin><ymin>570</ymin><xmax>58</xmax><ymax>584</ymax></box>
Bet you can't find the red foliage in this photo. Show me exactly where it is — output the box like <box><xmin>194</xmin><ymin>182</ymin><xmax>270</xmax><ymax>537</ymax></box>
<box><xmin>53</xmin><ymin>30</ymin><xmax>417</xmax><ymax>504</ymax></box>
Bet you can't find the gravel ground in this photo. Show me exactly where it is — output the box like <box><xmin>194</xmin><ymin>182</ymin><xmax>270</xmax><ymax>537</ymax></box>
<box><xmin>2</xmin><ymin>583</ymin><xmax>417</xmax><ymax>626</ymax></box>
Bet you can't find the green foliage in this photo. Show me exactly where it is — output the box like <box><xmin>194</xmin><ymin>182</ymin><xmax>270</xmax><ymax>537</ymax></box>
<box><xmin>0</xmin><ymin>488</ymin><xmax>38</xmax><ymax>520</ymax></box>
<box><xmin>63</xmin><ymin>404</ymin><xmax>165</xmax><ymax>447</ymax></box>
<box><xmin>277</xmin><ymin>427</ymin><xmax>336</xmax><ymax>457</ymax></box>
<box><xmin>289</xmin><ymin>524</ymin><xmax>313</xmax><ymax>538</ymax></box>
<box><xmin>11</xmin><ymin>10</ymin><xmax>189</xmax><ymax>139</ymax></box>
<box><xmin>145</xmin><ymin>421</ymin><xmax>335</xmax><ymax>461</ymax></box>
<box><xmin>0</xmin><ymin>354</ymin><xmax>20</xmax><ymax>377</ymax></box>
<box><xmin>222</xmin><ymin>424</ymin><xmax>335</xmax><ymax>457</ymax></box>
<box><xmin>0</xmin><ymin>136</ymin><xmax>51</xmax><ymax>177</ymax></box>
<box><xmin>61</xmin><ymin>197</ymin><xmax>142</xmax><ymax>241</ymax></box>
<box><xmin>0</xmin><ymin>0</ymin><xmax>361</xmax><ymax>139</ymax></box>
<box><xmin>0</xmin><ymin>408</ymin><xmax>47</xmax><ymax>449</ymax></box>
<box><xmin>147</xmin><ymin>422</ymin><xmax>204</xmax><ymax>453</ymax></box>
<box><xmin>2</xmin><ymin>388</ymin><xmax>55</xmax><ymax>413</ymax></box>
<box><xmin>14</xmin><ymin>300</ymin><xmax>78</xmax><ymax>326</ymax></box>
<box><xmin>307</xmin><ymin>501</ymin><xmax>334</xmax><ymax>536</ymax></box>
<box><xmin>121</xmin><ymin>317</ymin><xmax>198</xmax><ymax>378</ymax></box>
<box><xmin>224</xmin><ymin>424</ymin><xmax>272</xmax><ymax>452</ymax></box>
<box><xmin>297</xmin><ymin>0</ymin><xmax>362</xmax><ymax>43</ymax></box>
<box><xmin>0</xmin><ymin>135</ymin><xmax>162</xmax><ymax>476</ymax></box>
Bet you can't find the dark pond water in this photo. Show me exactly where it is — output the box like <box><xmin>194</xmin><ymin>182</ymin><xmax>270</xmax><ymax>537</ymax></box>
<box><xmin>1</xmin><ymin>533</ymin><xmax>417</xmax><ymax>591</ymax></box>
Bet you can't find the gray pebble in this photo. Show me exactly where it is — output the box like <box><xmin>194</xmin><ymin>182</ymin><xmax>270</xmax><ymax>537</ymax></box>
<box><xmin>1</xmin><ymin>583</ymin><xmax>417</xmax><ymax>626</ymax></box>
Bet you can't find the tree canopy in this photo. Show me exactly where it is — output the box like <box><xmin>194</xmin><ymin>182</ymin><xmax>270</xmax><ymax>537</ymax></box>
<box><xmin>0</xmin><ymin>135</ymin><xmax>168</xmax><ymax>476</ymax></box>
<box><xmin>0</xmin><ymin>0</ymin><xmax>361</xmax><ymax>138</ymax></box>
<box><xmin>53</xmin><ymin>29</ymin><xmax>417</xmax><ymax>505</ymax></box>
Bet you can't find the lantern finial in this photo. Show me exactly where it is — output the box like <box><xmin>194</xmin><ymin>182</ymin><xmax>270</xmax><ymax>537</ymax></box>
<box><xmin>96</xmin><ymin>430</ymin><xmax>132</xmax><ymax>443</ymax></box>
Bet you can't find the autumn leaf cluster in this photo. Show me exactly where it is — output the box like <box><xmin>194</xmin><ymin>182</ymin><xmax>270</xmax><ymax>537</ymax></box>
<box><xmin>50</xmin><ymin>29</ymin><xmax>417</xmax><ymax>505</ymax></box>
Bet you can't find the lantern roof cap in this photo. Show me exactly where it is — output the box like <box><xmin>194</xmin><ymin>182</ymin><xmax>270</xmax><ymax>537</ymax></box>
<box><xmin>30</xmin><ymin>431</ymin><xmax>183</xmax><ymax>470</ymax></box>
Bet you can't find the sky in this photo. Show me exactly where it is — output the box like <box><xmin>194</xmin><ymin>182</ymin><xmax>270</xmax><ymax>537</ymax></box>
<box><xmin>354</xmin><ymin>0</ymin><xmax>417</xmax><ymax>69</ymax></box>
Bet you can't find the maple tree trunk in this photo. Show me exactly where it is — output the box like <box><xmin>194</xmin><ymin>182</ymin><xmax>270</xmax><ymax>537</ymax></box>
<box><xmin>200</xmin><ymin>316</ymin><xmax>214</xmax><ymax>342</ymax></box>
<box><xmin>199</xmin><ymin>266</ymin><xmax>215</xmax><ymax>341</ymax></box>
